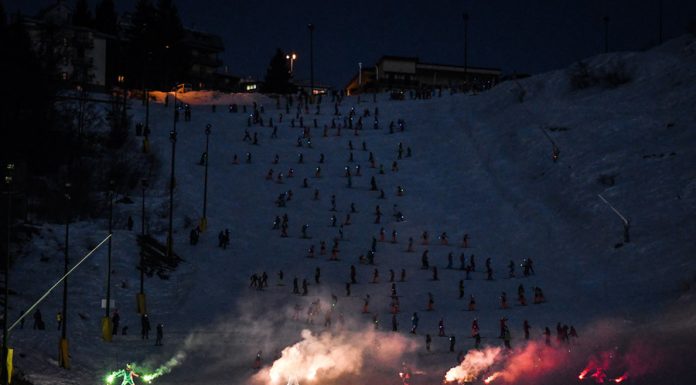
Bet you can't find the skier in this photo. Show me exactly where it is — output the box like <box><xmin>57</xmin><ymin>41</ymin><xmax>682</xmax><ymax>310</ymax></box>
<box><xmin>438</xmin><ymin>318</ymin><xmax>446</xmax><ymax>336</ymax></box>
<box><xmin>432</xmin><ymin>266</ymin><xmax>439</xmax><ymax>281</ymax></box>
<box><xmin>155</xmin><ymin>323</ymin><xmax>163</xmax><ymax>346</ymax></box>
<box><xmin>458</xmin><ymin>279</ymin><xmax>465</xmax><ymax>299</ymax></box>
<box><xmin>426</xmin><ymin>334</ymin><xmax>432</xmax><ymax>352</ymax></box>
<box><xmin>468</xmin><ymin>295</ymin><xmax>476</xmax><ymax>311</ymax></box>
<box><xmin>499</xmin><ymin>317</ymin><xmax>508</xmax><ymax>338</ymax></box>
<box><xmin>393</xmin><ymin>314</ymin><xmax>399</xmax><ymax>332</ymax></box>
<box><xmin>111</xmin><ymin>310</ymin><xmax>120</xmax><ymax>335</ymax></box>
<box><xmin>350</xmin><ymin>265</ymin><xmax>357</xmax><ymax>284</ymax></box>
<box><xmin>410</xmin><ymin>312</ymin><xmax>419</xmax><ymax>334</ymax></box>
<box><xmin>500</xmin><ymin>292</ymin><xmax>508</xmax><ymax>309</ymax></box>
<box><xmin>462</xmin><ymin>233</ymin><xmax>469</xmax><ymax>248</ymax></box>
<box><xmin>427</xmin><ymin>292</ymin><xmax>434</xmax><ymax>311</ymax></box>
<box><xmin>253</xmin><ymin>351</ymin><xmax>262</xmax><ymax>370</ymax></box>
<box><xmin>544</xmin><ymin>326</ymin><xmax>551</xmax><ymax>346</ymax></box>
<box><xmin>116</xmin><ymin>363</ymin><xmax>140</xmax><ymax>385</ymax></box>
<box><xmin>371</xmin><ymin>268</ymin><xmax>379</xmax><ymax>283</ymax></box>
<box><xmin>449</xmin><ymin>335</ymin><xmax>456</xmax><ymax>352</ymax></box>
<box><xmin>523</xmin><ymin>320</ymin><xmax>531</xmax><ymax>340</ymax></box>
<box><xmin>141</xmin><ymin>314</ymin><xmax>151</xmax><ymax>340</ymax></box>
<box><xmin>421</xmin><ymin>250</ymin><xmax>429</xmax><ymax>269</ymax></box>
<box><xmin>503</xmin><ymin>327</ymin><xmax>512</xmax><ymax>349</ymax></box>
<box><xmin>362</xmin><ymin>294</ymin><xmax>370</xmax><ymax>313</ymax></box>
<box><xmin>471</xmin><ymin>318</ymin><xmax>480</xmax><ymax>338</ymax></box>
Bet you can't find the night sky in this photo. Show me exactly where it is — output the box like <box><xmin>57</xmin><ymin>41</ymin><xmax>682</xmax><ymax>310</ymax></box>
<box><xmin>8</xmin><ymin>0</ymin><xmax>696</xmax><ymax>87</ymax></box>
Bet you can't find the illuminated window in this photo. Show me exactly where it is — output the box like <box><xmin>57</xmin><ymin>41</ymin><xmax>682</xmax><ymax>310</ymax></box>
<box><xmin>246</xmin><ymin>84</ymin><xmax>257</xmax><ymax>91</ymax></box>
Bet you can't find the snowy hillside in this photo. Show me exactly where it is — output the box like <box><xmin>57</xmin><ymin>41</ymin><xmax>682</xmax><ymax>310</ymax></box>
<box><xmin>8</xmin><ymin>35</ymin><xmax>696</xmax><ymax>385</ymax></box>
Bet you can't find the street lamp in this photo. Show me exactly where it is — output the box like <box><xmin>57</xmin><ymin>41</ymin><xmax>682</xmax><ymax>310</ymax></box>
<box><xmin>59</xmin><ymin>182</ymin><xmax>71</xmax><ymax>369</ymax></box>
<box><xmin>358</xmin><ymin>62</ymin><xmax>362</xmax><ymax>86</ymax></box>
<box><xmin>286</xmin><ymin>53</ymin><xmax>297</xmax><ymax>75</ymax></box>
<box><xmin>308</xmin><ymin>23</ymin><xmax>315</xmax><ymax>100</ymax></box>
<box><xmin>138</xmin><ymin>178</ymin><xmax>148</xmax><ymax>314</ymax></box>
<box><xmin>103</xmin><ymin>180</ymin><xmax>114</xmax><ymax>341</ymax></box>
<box><xmin>2</xmin><ymin>162</ymin><xmax>14</xmax><ymax>384</ymax></box>
<box><xmin>201</xmin><ymin>124</ymin><xmax>212</xmax><ymax>231</ymax></box>
<box><xmin>167</xmin><ymin>129</ymin><xmax>177</xmax><ymax>258</ymax></box>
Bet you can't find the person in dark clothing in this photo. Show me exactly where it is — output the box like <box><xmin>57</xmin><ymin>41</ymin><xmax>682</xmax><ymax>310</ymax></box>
<box><xmin>141</xmin><ymin>314</ymin><xmax>151</xmax><ymax>340</ymax></box>
<box><xmin>111</xmin><ymin>310</ymin><xmax>120</xmax><ymax>335</ymax></box>
<box><xmin>33</xmin><ymin>309</ymin><xmax>43</xmax><ymax>330</ymax></box>
<box><xmin>155</xmin><ymin>323</ymin><xmax>163</xmax><ymax>346</ymax></box>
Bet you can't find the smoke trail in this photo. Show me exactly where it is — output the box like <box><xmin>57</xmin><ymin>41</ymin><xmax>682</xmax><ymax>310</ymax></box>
<box><xmin>252</xmin><ymin>328</ymin><xmax>418</xmax><ymax>385</ymax></box>
<box><xmin>443</xmin><ymin>347</ymin><xmax>502</xmax><ymax>383</ymax></box>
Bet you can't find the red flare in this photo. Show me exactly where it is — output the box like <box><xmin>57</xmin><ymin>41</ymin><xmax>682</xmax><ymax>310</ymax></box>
<box><xmin>614</xmin><ymin>373</ymin><xmax>628</xmax><ymax>383</ymax></box>
<box><xmin>578</xmin><ymin>368</ymin><xmax>591</xmax><ymax>380</ymax></box>
<box><xmin>591</xmin><ymin>368</ymin><xmax>607</xmax><ymax>383</ymax></box>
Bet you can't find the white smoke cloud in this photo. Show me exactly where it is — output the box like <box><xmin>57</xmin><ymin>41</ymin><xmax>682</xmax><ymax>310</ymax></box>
<box><xmin>252</xmin><ymin>328</ymin><xmax>418</xmax><ymax>385</ymax></box>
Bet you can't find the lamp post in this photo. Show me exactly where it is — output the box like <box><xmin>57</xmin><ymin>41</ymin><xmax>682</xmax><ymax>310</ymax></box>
<box><xmin>201</xmin><ymin>124</ymin><xmax>211</xmax><ymax>231</ymax></box>
<box><xmin>286</xmin><ymin>53</ymin><xmax>297</xmax><ymax>75</ymax></box>
<box><xmin>167</xmin><ymin>128</ymin><xmax>177</xmax><ymax>258</ymax></box>
<box><xmin>308</xmin><ymin>23</ymin><xmax>315</xmax><ymax>100</ymax></box>
<box><xmin>2</xmin><ymin>162</ymin><xmax>14</xmax><ymax>384</ymax></box>
<box><xmin>358</xmin><ymin>62</ymin><xmax>362</xmax><ymax>86</ymax></box>
<box><xmin>463</xmin><ymin>12</ymin><xmax>469</xmax><ymax>87</ymax></box>
<box><xmin>138</xmin><ymin>178</ymin><xmax>147</xmax><ymax>314</ymax></box>
<box><xmin>59</xmin><ymin>182</ymin><xmax>71</xmax><ymax>369</ymax></box>
<box><xmin>103</xmin><ymin>180</ymin><xmax>114</xmax><ymax>341</ymax></box>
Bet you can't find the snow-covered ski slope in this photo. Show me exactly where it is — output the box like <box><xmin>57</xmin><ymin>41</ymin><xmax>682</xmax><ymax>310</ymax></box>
<box><xmin>9</xmin><ymin>35</ymin><xmax>696</xmax><ymax>385</ymax></box>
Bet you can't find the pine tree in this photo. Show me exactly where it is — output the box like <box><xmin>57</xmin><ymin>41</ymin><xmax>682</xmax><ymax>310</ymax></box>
<box><xmin>264</xmin><ymin>48</ymin><xmax>293</xmax><ymax>94</ymax></box>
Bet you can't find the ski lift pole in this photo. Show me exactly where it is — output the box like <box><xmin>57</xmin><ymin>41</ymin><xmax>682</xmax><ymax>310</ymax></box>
<box><xmin>598</xmin><ymin>194</ymin><xmax>630</xmax><ymax>243</ymax></box>
<box><xmin>7</xmin><ymin>234</ymin><xmax>112</xmax><ymax>333</ymax></box>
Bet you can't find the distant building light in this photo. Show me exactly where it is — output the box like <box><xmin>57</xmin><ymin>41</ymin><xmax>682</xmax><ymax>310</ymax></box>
<box><xmin>246</xmin><ymin>84</ymin><xmax>257</xmax><ymax>91</ymax></box>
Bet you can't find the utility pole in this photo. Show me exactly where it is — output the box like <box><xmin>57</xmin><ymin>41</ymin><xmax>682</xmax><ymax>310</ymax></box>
<box><xmin>308</xmin><ymin>23</ymin><xmax>315</xmax><ymax>101</ymax></box>
<box><xmin>103</xmin><ymin>181</ymin><xmax>114</xmax><ymax>341</ymax></box>
<box><xmin>59</xmin><ymin>182</ymin><xmax>71</xmax><ymax>369</ymax></box>
<box><xmin>2</xmin><ymin>162</ymin><xmax>14</xmax><ymax>385</ymax></box>
<box><xmin>138</xmin><ymin>178</ymin><xmax>147</xmax><ymax>314</ymax></box>
<box><xmin>201</xmin><ymin>124</ymin><xmax>211</xmax><ymax>231</ymax></box>
<box><xmin>167</xmin><ymin>94</ymin><xmax>178</xmax><ymax>259</ymax></box>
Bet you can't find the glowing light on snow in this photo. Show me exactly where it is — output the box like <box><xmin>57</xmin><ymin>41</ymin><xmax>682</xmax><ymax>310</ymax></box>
<box><xmin>613</xmin><ymin>373</ymin><xmax>628</xmax><ymax>383</ymax></box>
<box><xmin>579</xmin><ymin>368</ymin><xmax>590</xmax><ymax>380</ymax></box>
<box><xmin>443</xmin><ymin>347</ymin><xmax>502</xmax><ymax>383</ymax></box>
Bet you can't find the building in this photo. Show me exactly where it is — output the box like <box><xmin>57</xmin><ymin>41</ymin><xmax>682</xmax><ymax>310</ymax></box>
<box><xmin>345</xmin><ymin>56</ymin><xmax>501</xmax><ymax>95</ymax></box>
<box><xmin>179</xmin><ymin>28</ymin><xmax>225</xmax><ymax>90</ymax></box>
<box><xmin>22</xmin><ymin>1</ymin><xmax>111</xmax><ymax>88</ymax></box>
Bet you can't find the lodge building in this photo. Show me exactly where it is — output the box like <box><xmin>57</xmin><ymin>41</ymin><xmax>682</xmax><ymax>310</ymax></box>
<box><xmin>345</xmin><ymin>56</ymin><xmax>501</xmax><ymax>95</ymax></box>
